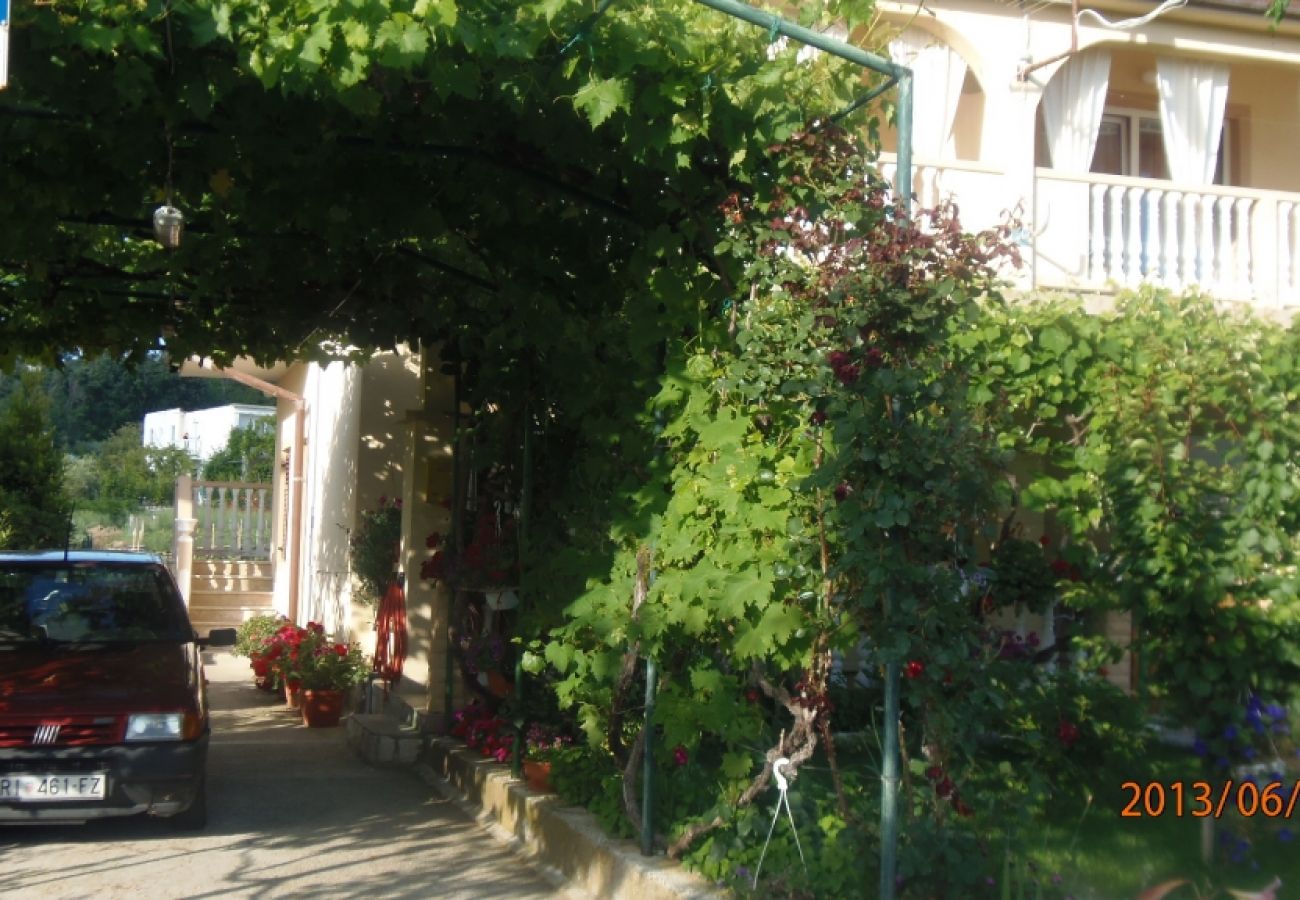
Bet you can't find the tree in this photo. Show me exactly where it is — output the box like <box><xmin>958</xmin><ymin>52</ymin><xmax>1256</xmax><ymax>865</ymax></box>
<box><xmin>44</xmin><ymin>354</ymin><xmax>263</xmax><ymax>451</ymax></box>
<box><xmin>202</xmin><ymin>421</ymin><xmax>275</xmax><ymax>482</ymax></box>
<box><xmin>0</xmin><ymin>0</ymin><xmax>883</xmax><ymax>369</ymax></box>
<box><xmin>0</xmin><ymin>373</ymin><xmax>72</xmax><ymax>549</ymax></box>
<box><xmin>72</xmin><ymin>424</ymin><xmax>194</xmax><ymax>520</ymax></box>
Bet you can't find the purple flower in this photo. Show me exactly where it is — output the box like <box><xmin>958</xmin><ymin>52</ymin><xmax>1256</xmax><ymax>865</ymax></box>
<box><xmin>1279</xmin><ymin>828</ymin><xmax>1295</xmax><ymax>843</ymax></box>
<box><xmin>1193</xmin><ymin>738</ymin><xmax>1208</xmax><ymax>757</ymax></box>
<box><xmin>1224</xmin><ymin>725</ymin><xmax>1239</xmax><ymax>742</ymax></box>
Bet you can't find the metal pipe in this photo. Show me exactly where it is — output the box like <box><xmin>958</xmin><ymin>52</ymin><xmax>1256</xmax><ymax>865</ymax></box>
<box><xmin>684</xmin><ymin>4</ymin><xmax>912</xmax><ymax>893</ymax></box>
<box><xmin>641</xmin><ymin>656</ymin><xmax>658</xmax><ymax>856</ymax></box>
<box><xmin>512</xmin><ymin>397</ymin><xmax>533</xmax><ymax>780</ymax></box>
<box><xmin>1018</xmin><ymin>0</ymin><xmax>1080</xmax><ymax>81</ymax></box>
<box><xmin>691</xmin><ymin>0</ymin><xmax>905</xmax><ymax>80</ymax></box>
<box><xmin>445</xmin><ymin>364</ymin><xmax>463</xmax><ymax>729</ymax></box>
<box><xmin>876</xmin><ymin>67</ymin><xmax>912</xmax><ymax>900</ymax></box>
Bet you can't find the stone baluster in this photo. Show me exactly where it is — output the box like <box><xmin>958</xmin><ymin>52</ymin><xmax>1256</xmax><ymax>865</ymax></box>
<box><xmin>1089</xmin><ymin>183</ymin><xmax>1106</xmax><ymax>281</ymax></box>
<box><xmin>1235</xmin><ymin>197</ymin><xmax>1254</xmax><ymax>293</ymax></box>
<box><xmin>1215</xmin><ymin>196</ymin><xmax>1233</xmax><ymax>292</ymax></box>
<box><xmin>1125</xmin><ymin>187</ymin><xmax>1143</xmax><ymax>285</ymax></box>
<box><xmin>1197</xmin><ymin>192</ymin><xmax>1215</xmax><ymax>287</ymax></box>
<box><xmin>1106</xmin><ymin>185</ymin><xmax>1124</xmax><ymax>282</ymax></box>
<box><xmin>1145</xmin><ymin>189</ymin><xmax>1162</xmax><ymax>279</ymax></box>
<box><xmin>1162</xmin><ymin>192</ymin><xmax>1181</xmax><ymax>289</ymax></box>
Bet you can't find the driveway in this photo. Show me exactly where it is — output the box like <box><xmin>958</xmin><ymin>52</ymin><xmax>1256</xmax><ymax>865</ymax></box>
<box><xmin>0</xmin><ymin>650</ymin><xmax>579</xmax><ymax>899</ymax></box>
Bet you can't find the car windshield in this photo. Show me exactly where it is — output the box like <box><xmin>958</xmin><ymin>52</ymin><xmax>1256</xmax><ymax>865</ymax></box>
<box><xmin>0</xmin><ymin>562</ymin><xmax>192</xmax><ymax>644</ymax></box>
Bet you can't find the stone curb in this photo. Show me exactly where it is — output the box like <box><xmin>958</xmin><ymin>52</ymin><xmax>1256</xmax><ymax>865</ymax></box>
<box><xmin>419</xmin><ymin>737</ymin><xmax>724</xmax><ymax>900</ymax></box>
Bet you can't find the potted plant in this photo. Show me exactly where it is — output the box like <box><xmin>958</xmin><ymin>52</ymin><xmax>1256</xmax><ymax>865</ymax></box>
<box><xmin>263</xmin><ymin>621</ymin><xmax>325</xmax><ymax>708</ymax></box>
<box><xmin>232</xmin><ymin>612</ymin><xmax>289</xmax><ymax>691</ymax></box>
<box><xmin>451</xmin><ymin>702</ymin><xmax>511</xmax><ymax>762</ymax></box>
<box><xmin>419</xmin><ymin>507</ymin><xmax>518</xmax><ymax>590</ymax></box>
<box><xmin>521</xmin><ymin>722</ymin><xmax>572</xmax><ymax>792</ymax></box>
<box><xmin>294</xmin><ymin>631</ymin><xmax>371</xmax><ymax>727</ymax></box>
<box><xmin>349</xmin><ymin>496</ymin><xmax>403</xmax><ymax>607</ymax></box>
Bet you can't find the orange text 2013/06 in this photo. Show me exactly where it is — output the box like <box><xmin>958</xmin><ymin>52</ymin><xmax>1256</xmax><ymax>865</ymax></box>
<box><xmin>1120</xmin><ymin>781</ymin><xmax>1300</xmax><ymax>819</ymax></box>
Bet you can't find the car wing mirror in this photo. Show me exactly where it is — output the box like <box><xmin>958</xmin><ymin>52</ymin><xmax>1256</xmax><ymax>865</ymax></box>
<box><xmin>200</xmin><ymin>627</ymin><xmax>237</xmax><ymax>648</ymax></box>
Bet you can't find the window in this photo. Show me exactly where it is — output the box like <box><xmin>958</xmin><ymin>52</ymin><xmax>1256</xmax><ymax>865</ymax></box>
<box><xmin>1091</xmin><ymin>109</ymin><xmax>1227</xmax><ymax>184</ymax></box>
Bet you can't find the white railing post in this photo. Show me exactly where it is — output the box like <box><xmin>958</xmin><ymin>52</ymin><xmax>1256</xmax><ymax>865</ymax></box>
<box><xmin>1089</xmin><ymin>183</ymin><xmax>1106</xmax><ymax>280</ymax></box>
<box><xmin>1163</xmin><ymin>192</ymin><xmax>1181</xmax><ymax>289</ymax></box>
<box><xmin>1146</xmin><ymin>189</ymin><xmax>1163</xmax><ymax>279</ymax></box>
<box><xmin>1215</xmin><ymin>196</ymin><xmax>1233</xmax><ymax>291</ymax></box>
<box><xmin>1277</xmin><ymin>201</ymin><xmax>1298</xmax><ymax>306</ymax></box>
<box><xmin>1235</xmin><ymin>197</ymin><xmax>1254</xmax><ymax>296</ymax></box>
<box><xmin>1180</xmin><ymin>193</ymin><xmax>1198</xmax><ymax>288</ymax></box>
<box><xmin>1254</xmin><ymin>196</ymin><xmax>1280</xmax><ymax>308</ymax></box>
<box><xmin>1197</xmin><ymin>193</ymin><xmax>1215</xmax><ymax>288</ymax></box>
<box><xmin>1105</xmin><ymin>185</ymin><xmax>1124</xmax><ymax>282</ymax></box>
<box><xmin>1125</xmin><ymin>187</ymin><xmax>1143</xmax><ymax>286</ymax></box>
<box><xmin>174</xmin><ymin>517</ymin><xmax>197</xmax><ymax>607</ymax></box>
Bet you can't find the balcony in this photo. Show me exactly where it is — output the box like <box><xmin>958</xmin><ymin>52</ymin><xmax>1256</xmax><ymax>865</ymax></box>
<box><xmin>878</xmin><ymin>155</ymin><xmax>1300</xmax><ymax>312</ymax></box>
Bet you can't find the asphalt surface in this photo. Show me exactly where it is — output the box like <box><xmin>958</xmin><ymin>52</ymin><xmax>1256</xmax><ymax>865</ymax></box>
<box><xmin>0</xmin><ymin>649</ymin><xmax>575</xmax><ymax>899</ymax></box>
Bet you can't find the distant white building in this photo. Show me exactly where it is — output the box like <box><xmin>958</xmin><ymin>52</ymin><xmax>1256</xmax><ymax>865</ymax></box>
<box><xmin>142</xmin><ymin>404</ymin><xmax>275</xmax><ymax>463</ymax></box>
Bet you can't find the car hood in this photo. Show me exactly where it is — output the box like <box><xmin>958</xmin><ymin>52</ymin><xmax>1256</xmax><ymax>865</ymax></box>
<box><xmin>0</xmin><ymin>642</ymin><xmax>198</xmax><ymax>716</ymax></box>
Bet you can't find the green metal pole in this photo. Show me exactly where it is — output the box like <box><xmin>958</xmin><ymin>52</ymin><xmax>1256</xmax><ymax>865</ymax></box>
<box><xmin>878</xmin><ymin>68</ymin><xmax>913</xmax><ymax>900</ymax></box>
<box><xmin>512</xmin><ymin>398</ymin><xmax>533</xmax><ymax>780</ymax></box>
<box><xmin>642</xmin><ymin>656</ymin><xmax>657</xmax><ymax>856</ymax></box>
<box><xmin>659</xmin><ymin>2</ymin><xmax>913</xmax><ymax>888</ymax></box>
<box><xmin>691</xmin><ymin>0</ymin><xmax>904</xmax><ymax>81</ymax></box>
<box><xmin>444</xmin><ymin>368</ymin><xmax>463</xmax><ymax>732</ymax></box>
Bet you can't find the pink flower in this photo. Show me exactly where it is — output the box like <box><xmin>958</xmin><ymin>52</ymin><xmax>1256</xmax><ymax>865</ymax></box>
<box><xmin>673</xmin><ymin>745</ymin><xmax>689</xmax><ymax>767</ymax></box>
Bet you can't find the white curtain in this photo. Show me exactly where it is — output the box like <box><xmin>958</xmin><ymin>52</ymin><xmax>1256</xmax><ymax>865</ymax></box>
<box><xmin>1041</xmin><ymin>49</ymin><xmax>1111</xmax><ymax>173</ymax></box>
<box><xmin>888</xmin><ymin>31</ymin><xmax>968</xmax><ymax>160</ymax></box>
<box><xmin>1156</xmin><ymin>57</ymin><xmax>1229</xmax><ymax>184</ymax></box>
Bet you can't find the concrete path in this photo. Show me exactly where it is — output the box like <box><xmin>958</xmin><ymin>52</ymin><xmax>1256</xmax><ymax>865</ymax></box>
<box><xmin>0</xmin><ymin>650</ymin><xmax>581</xmax><ymax>899</ymax></box>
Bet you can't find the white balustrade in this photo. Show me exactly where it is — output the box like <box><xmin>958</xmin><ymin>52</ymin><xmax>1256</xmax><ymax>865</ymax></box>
<box><xmin>1057</xmin><ymin>171</ymin><xmax>1280</xmax><ymax>304</ymax></box>
<box><xmin>870</xmin><ymin>155</ymin><xmax>1300</xmax><ymax>310</ymax></box>
<box><xmin>188</xmin><ymin>480</ymin><xmax>274</xmax><ymax>560</ymax></box>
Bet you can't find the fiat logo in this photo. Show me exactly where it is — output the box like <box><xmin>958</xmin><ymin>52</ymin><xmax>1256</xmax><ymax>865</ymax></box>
<box><xmin>32</xmin><ymin>724</ymin><xmax>61</xmax><ymax>746</ymax></box>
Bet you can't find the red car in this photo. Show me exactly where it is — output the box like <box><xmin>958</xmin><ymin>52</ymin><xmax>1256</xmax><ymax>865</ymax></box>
<box><xmin>0</xmin><ymin>550</ymin><xmax>234</xmax><ymax>828</ymax></box>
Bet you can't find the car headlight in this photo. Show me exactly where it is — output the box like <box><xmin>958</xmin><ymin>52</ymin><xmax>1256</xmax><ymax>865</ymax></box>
<box><xmin>125</xmin><ymin>713</ymin><xmax>200</xmax><ymax>742</ymax></box>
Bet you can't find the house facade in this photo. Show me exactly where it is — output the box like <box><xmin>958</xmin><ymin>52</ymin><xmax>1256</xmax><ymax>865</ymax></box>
<box><xmin>142</xmin><ymin>403</ymin><xmax>275</xmax><ymax>463</ymax></box>
<box><xmin>176</xmin><ymin>349</ymin><xmax>462</xmax><ymax>714</ymax></box>
<box><xmin>875</xmin><ymin>0</ymin><xmax>1300</xmax><ymax>313</ymax></box>
<box><xmin>871</xmin><ymin>0</ymin><xmax>1300</xmax><ymax>691</ymax></box>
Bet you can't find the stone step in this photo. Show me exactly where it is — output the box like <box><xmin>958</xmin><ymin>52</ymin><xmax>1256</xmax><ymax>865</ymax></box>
<box><xmin>187</xmin><ymin>603</ymin><xmax>277</xmax><ymax>630</ymax></box>
<box><xmin>347</xmin><ymin>714</ymin><xmax>424</xmax><ymax>766</ymax></box>
<box><xmin>191</xmin><ymin>575</ymin><xmax>274</xmax><ymax>594</ymax></box>
<box><xmin>189</xmin><ymin>589</ymin><xmax>275</xmax><ymax>609</ymax></box>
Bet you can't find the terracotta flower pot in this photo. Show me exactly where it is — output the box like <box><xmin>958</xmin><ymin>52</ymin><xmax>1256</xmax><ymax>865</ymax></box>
<box><xmin>284</xmin><ymin>682</ymin><xmax>302</xmax><ymax>709</ymax></box>
<box><xmin>484</xmin><ymin>670</ymin><xmax>513</xmax><ymax>698</ymax></box>
<box><xmin>523</xmin><ymin>759</ymin><xmax>553</xmax><ymax>793</ymax></box>
<box><xmin>300</xmin><ymin>689</ymin><xmax>346</xmax><ymax>728</ymax></box>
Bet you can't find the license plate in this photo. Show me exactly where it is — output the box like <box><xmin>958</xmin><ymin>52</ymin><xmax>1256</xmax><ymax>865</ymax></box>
<box><xmin>0</xmin><ymin>773</ymin><xmax>107</xmax><ymax>802</ymax></box>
